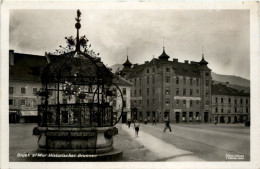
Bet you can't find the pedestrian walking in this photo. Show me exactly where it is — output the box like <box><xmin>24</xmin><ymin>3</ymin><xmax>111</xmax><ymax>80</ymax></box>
<box><xmin>163</xmin><ymin>120</ymin><xmax>172</xmax><ymax>132</ymax></box>
<box><xmin>127</xmin><ymin>119</ymin><xmax>131</xmax><ymax>128</ymax></box>
<box><xmin>152</xmin><ymin>116</ymin><xmax>156</xmax><ymax>125</ymax></box>
<box><xmin>134</xmin><ymin>120</ymin><xmax>140</xmax><ymax>137</ymax></box>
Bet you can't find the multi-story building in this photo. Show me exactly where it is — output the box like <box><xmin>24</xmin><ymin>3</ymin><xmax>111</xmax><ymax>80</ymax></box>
<box><xmin>9</xmin><ymin>50</ymin><xmax>132</xmax><ymax>123</ymax></box>
<box><xmin>120</xmin><ymin>47</ymin><xmax>212</xmax><ymax>123</ymax></box>
<box><xmin>211</xmin><ymin>82</ymin><xmax>250</xmax><ymax>123</ymax></box>
<box><xmin>9</xmin><ymin>50</ymin><xmax>52</xmax><ymax>123</ymax></box>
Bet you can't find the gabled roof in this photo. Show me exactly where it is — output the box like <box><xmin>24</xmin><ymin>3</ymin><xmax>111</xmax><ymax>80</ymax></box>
<box><xmin>212</xmin><ymin>83</ymin><xmax>250</xmax><ymax>96</ymax></box>
<box><xmin>112</xmin><ymin>76</ymin><xmax>132</xmax><ymax>86</ymax></box>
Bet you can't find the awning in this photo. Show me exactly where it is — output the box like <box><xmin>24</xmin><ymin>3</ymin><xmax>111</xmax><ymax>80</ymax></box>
<box><xmin>20</xmin><ymin>110</ymin><xmax>38</xmax><ymax>116</ymax></box>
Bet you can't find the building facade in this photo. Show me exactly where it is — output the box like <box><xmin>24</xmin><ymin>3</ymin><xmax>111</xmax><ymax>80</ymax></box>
<box><xmin>211</xmin><ymin>82</ymin><xmax>250</xmax><ymax>123</ymax></box>
<box><xmin>121</xmin><ymin>48</ymin><xmax>212</xmax><ymax>123</ymax></box>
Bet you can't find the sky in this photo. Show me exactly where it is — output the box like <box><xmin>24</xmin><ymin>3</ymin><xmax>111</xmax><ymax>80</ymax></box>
<box><xmin>9</xmin><ymin>9</ymin><xmax>250</xmax><ymax>79</ymax></box>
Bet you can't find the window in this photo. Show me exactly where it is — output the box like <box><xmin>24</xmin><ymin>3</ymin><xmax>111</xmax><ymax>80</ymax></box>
<box><xmin>176</xmin><ymin>88</ymin><xmax>179</xmax><ymax>95</ymax></box>
<box><xmin>190</xmin><ymin>78</ymin><xmax>193</xmax><ymax>85</ymax></box>
<box><xmin>139</xmin><ymin>89</ymin><xmax>142</xmax><ymax>96</ymax></box>
<box><xmin>123</xmin><ymin>100</ymin><xmax>126</xmax><ymax>108</ymax></box>
<box><xmin>147</xmin><ymin>88</ymin><xmax>149</xmax><ymax>95</ymax></box>
<box><xmin>221</xmin><ymin>98</ymin><xmax>223</xmax><ymax>103</ymax></box>
<box><xmin>147</xmin><ymin>76</ymin><xmax>149</xmax><ymax>84</ymax></box>
<box><xmin>165</xmin><ymin>87</ymin><xmax>170</xmax><ymax>95</ymax></box>
<box><xmin>152</xmin><ymin>88</ymin><xmax>155</xmax><ymax>95</ymax></box>
<box><xmin>196</xmin><ymin>100</ymin><xmax>199</xmax><ymax>105</ymax></box>
<box><xmin>134</xmin><ymin>90</ymin><xmax>137</xmax><ymax>97</ymax></box>
<box><xmin>196</xmin><ymin>79</ymin><xmax>199</xmax><ymax>86</ymax></box>
<box><xmin>183</xmin><ymin>77</ymin><xmax>186</xmax><ymax>85</ymax></box>
<box><xmin>235</xmin><ymin>107</ymin><xmax>237</xmax><ymax>113</ymax></box>
<box><xmin>176</xmin><ymin>77</ymin><xmax>179</xmax><ymax>84</ymax></box>
<box><xmin>190</xmin><ymin>100</ymin><xmax>193</xmax><ymax>107</ymax></box>
<box><xmin>9</xmin><ymin>87</ymin><xmax>14</xmax><ymax>94</ymax></box>
<box><xmin>229</xmin><ymin>98</ymin><xmax>231</xmax><ymax>104</ymax></box>
<box><xmin>21</xmin><ymin>99</ymin><xmax>26</xmax><ymax>106</ymax></box>
<box><xmin>240</xmin><ymin>99</ymin><xmax>243</xmax><ymax>104</ymax></box>
<box><xmin>183</xmin><ymin>89</ymin><xmax>186</xmax><ymax>96</ymax></box>
<box><xmin>152</xmin><ymin>68</ymin><xmax>155</xmax><ymax>73</ymax></box>
<box><xmin>153</xmin><ymin>99</ymin><xmax>155</xmax><ymax>105</ymax></box>
<box><xmin>235</xmin><ymin>99</ymin><xmax>237</xmax><ymax>104</ymax></box>
<box><xmin>190</xmin><ymin>89</ymin><xmax>193</xmax><ymax>96</ymax></box>
<box><xmin>215</xmin><ymin>107</ymin><xmax>218</xmax><ymax>113</ymax></box>
<box><xmin>134</xmin><ymin>79</ymin><xmax>137</xmax><ymax>86</ymax></box>
<box><xmin>76</xmin><ymin>98</ymin><xmax>80</xmax><ymax>103</ymax></box>
<box><xmin>246</xmin><ymin>107</ymin><xmax>249</xmax><ymax>113</ymax></box>
<box><xmin>176</xmin><ymin>99</ymin><xmax>179</xmax><ymax>105</ymax></box>
<box><xmin>140</xmin><ymin>79</ymin><xmax>142</xmax><ymax>85</ymax></box>
<box><xmin>21</xmin><ymin>87</ymin><xmax>26</xmax><ymax>94</ymax></box>
<box><xmin>139</xmin><ymin>100</ymin><xmax>142</xmax><ymax>105</ymax></box>
<box><xmin>221</xmin><ymin>108</ymin><xmax>224</xmax><ymax>113</ymax></box>
<box><xmin>147</xmin><ymin>69</ymin><xmax>149</xmax><ymax>74</ymax></box>
<box><xmin>183</xmin><ymin>100</ymin><xmax>186</xmax><ymax>106</ymax></box>
<box><xmin>206</xmin><ymin>91</ymin><xmax>209</xmax><ymax>97</ymax></box>
<box><xmin>216</xmin><ymin>98</ymin><xmax>218</xmax><ymax>103</ymax></box>
<box><xmin>196</xmin><ymin>89</ymin><xmax>199</xmax><ymax>96</ymax></box>
<box><xmin>246</xmin><ymin>99</ymin><xmax>248</xmax><ymax>104</ymax></box>
<box><xmin>166</xmin><ymin>67</ymin><xmax>170</xmax><ymax>72</ymax></box>
<box><xmin>9</xmin><ymin>99</ymin><xmax>14</xmax><ymax>105</ymax></box>
<box><xmin>165</xmin><ymin>100</ymin><xmax>170</xmax><ymax>106</ymax></box>
<box><xmin>122</xmin><ymin>88</ymin><xmax>126</xmax><ymax>95</ymax></box>
<box><xmin>206</xmin><ymin>80</ymin><xmax>209</xmax><ymax>86</ymax></box>
<box><xmin>147</xmin><ymin>100</ymin><xmax>149</xmax><ymax>106</ymax></box>
<box><xmin>206</xmin><ymin>100</ymin><xmax>209</xmax><ymax>105</ymax></box>
<box><xmin>206</xmin><ymin>72</ymin><xmax>209</xmax><ymax>76</ymax></box>
<box><xmin>166</xmin><ymin>76</ymin><xmax>170</xmax><ymax>83</ymax></box>
<box><xmin>152</xmin><ymin>76</ymin><xmax>155</xmax><ymax>84</ymax></box>
<box><xmin>63</xmin><ymin>99</ymin><xmax>67</xmax><ymax>104</ymax></box>
<box><xmin>33</xmin><ymin>88</ymin><xmax>38</xmax><ymax>94</ymax></box>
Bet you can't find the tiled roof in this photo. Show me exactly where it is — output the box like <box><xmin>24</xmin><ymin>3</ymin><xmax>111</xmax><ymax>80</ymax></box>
<box><xmin>212</xmin><ymin>83</ymin><xmax>250</xmax><ymax>96</ymax></box>
<box><xmin>9</xmin><ymin>52</ymin><xmax>47</xmax><ymax>82</ymax></box>
<box><xmin>128</xmin><ymin>57</ymin><xmax>204</xmax><ymax>78</ymax></box>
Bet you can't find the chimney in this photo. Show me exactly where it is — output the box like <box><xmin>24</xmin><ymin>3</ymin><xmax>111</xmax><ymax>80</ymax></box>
<box><xmin>173</xmin><ymin>58</ymin><xmax>178</xmax><ymax>62</ymax></box>
<box><xmin>9</xmin><ymin>50</ymin><xmax>14</xmax><ymax>66</ymax></box>
<box><xmin>191</xmin><ymin>61</ymin><xmax>198</xmax><ymax>65</ymax></box>
<box><xmin>225</xmin><ymin>82</ymin><xmax>229</xmax><ymax>87</ymax></box>
<box><xmin>184</xmin><ymin>60</ymin><xmax>189</xmax><ymax>64</ymax></box>
<box><xmin>133</xmin><ymin>64</ymin><xmax>139</xmax><ymax>68</ymax></box>
<box><xmin>145</xmin><ymin>61</ymin><xmax>149</xmax><ymax>64</ymax></box>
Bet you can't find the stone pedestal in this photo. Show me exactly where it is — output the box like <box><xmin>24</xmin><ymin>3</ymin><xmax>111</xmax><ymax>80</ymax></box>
<box><xmin>33</xmin><ymin>126</ymin><xmax>122</xmax><ymax>160</ymax></box>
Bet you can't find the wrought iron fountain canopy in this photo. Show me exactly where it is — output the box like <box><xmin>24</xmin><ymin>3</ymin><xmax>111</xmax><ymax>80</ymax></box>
<box><xmin>38</xmin><ymin>10</ymin><xmax>123</xmax><ymax>128</ymax></box>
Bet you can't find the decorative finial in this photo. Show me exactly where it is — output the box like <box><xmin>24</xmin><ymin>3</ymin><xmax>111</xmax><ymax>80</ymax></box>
<box><xmin>163</xmin><ymin>36</ymin><xmax>165</xmax><ymax>51</ymax></box>
<box><xmin>75</xmin><ymin>9</ymin><xmax>81</xmax><ymax>52</ymax></box>
<box><xmin>202</xmin><ymin>45</ymin><xmax>204</xmax><ymax>59</ymax></box>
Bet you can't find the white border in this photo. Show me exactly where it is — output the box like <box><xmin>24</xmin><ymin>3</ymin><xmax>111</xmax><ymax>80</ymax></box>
<box><xmin>1</xmin><ymin>1</ymin><xmax>260</xmax><ymax>169</ymax></box>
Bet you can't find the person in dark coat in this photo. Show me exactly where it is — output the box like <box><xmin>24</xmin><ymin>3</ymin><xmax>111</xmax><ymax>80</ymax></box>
<box><xmin>164</xmin><ymin>120</ymin><xmax>172</xmax><ymax>132</ymax></box>
<box><xmin>127</xmin><ymin>119</ymin><xmax>131</xmax><ymax>128</ymax></box>
<box><xmin>134</xmin><ymin>120</ymin><xmax>140</xmax><ymax>137</ymax></box>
